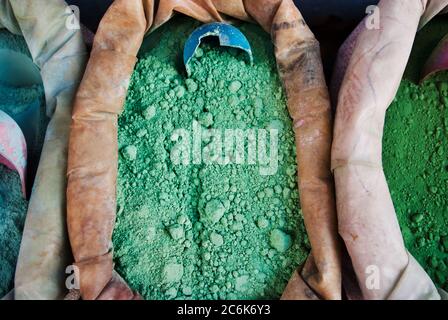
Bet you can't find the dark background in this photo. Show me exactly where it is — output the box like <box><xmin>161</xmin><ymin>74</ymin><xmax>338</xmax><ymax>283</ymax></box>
<box><xmin>66</xmin><ymin>0</ymin><xmax>380</xmax><ymax>75</ymax></box>
<box><xmin>66</xmin><ymin>0</ymin><xmax>379</xmax><ymax>32</ymax></box>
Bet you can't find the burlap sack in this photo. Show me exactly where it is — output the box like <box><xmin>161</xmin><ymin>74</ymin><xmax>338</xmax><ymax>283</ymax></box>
<box><xmin>331</xmin><ymin>0</ymin><xmax>448</xmax><ymax>300</ymax></box>
<box><xmin>66</xmin><ymin>0</ymin><xmax>340</xmax><ymax>300</ymax></box>
<box><xmin>0</xmin><ymin>0</ymin><xmax>87</xmax><ymax>300</ymax></box>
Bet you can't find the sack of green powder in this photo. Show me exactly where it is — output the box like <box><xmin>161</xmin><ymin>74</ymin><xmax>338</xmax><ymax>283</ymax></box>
<box><xmin>331</xmin><ymin>0</ymin><xmax>448</xmax><ymax>299</ymax></box>
<box><xmin>66</xmin><ymin>0</ymin><xmax>341</xmax><ymax>300</ymax></box>
<box><xmin>0</xmin><ymin>0</ymin><xmax>86</xmax><ymax>299</ymax></box>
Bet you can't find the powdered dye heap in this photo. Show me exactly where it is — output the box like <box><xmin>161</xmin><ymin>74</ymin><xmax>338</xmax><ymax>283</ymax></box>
<box><xmin>383</xmin><ymin>17</ymin><xmax>448</xmax><ymax>290</ymax></box>
<box><xmin>113</xmin><ymin>17</ymin><xmax>308</xmax><ymax>300</ymax></box>
<box><xmin>0</xmin><ymin>165</ymin><xmax>27</xmax><ymax>297</ymax></box>
<box><xmin>0</xmin><ymin>30</ymin><xmax>46</xmax><ymax>297</ymax></box>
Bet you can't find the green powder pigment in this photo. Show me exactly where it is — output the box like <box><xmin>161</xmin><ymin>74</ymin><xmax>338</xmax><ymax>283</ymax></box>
<box><xmin>0</xmin><ymin>30</ymin><xmax>45</xmax><ymax>297</ymax></box>
<box><xmin>0</xmin><ymin>30</ymin><xmax>42</xmax><ymax>115</ymax></box>
<box><xmin>0</xmin><ymin>165</ymin><xmax>27</xmax><ymax>297</ymax></box>
<box><xmin>383</xmin><ymin>17</ymin><xmax>448</xmax><ymax>290</ymax></box>
<box><xmin>113</xmin><ymin>17</ymin><xmax>309</xmax><ymax>300</ymax></box>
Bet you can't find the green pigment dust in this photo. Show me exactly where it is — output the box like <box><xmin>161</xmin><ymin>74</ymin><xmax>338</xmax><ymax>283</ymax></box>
<box><xmin>383</xmin><ymin>17</ymin><xmax>448</xmax><ymax>290</ymax></box>
<box><xmin>0</xmin><ymin>30</ymin><xmax>45</xmax><ymax>297</ymax></box>
<box><xmin>0</xmin><ymin>29</ymin><xmax>42</xmax><ymax>116</ymax></box>
<box><xmin>0</xmin><ymin>30</ymin><xmax>43</xmax><ymax>117</ymax></box>
<box><xmin>113</xmin><ymin>17</ymin><xmax>308</xmax><ymax>300</ymax></box>
<box><xmin>0</xmin><ymin>29</ymin><xmax>28</xmax><ymax>54</ymax></box>
<box><xmin>0</xmin><ymin>165</ymin><xmax>27</xmax><ymax>297</ymax></box>
<box><xmin>0</xmin><ymin>84</ymin><xmax>43</xmax><ymax>117</ymax></box>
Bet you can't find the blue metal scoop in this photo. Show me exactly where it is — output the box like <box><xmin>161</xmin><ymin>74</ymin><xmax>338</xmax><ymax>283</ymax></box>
<box><xmin>183</xmin><ymin>22</ymin><xmax>253</xmax><ymax>75</ymax></box>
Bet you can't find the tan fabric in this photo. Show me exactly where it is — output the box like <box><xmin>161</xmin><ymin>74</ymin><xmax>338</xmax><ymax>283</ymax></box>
<box><xmin>0</xmin><ymin>0</ymin><xmax>87</xmax><ymax>300</ymax></box>
<box><xmin>281</xmin><ymin>269</ymin><xmax>320</xmax><ymax>300</ymax></box>
<box><xmin>420</xmin><ymin>0</ymin><xmax>448</xmax><ymax>28</ymax></box>
<box><xmin>332</xmin><ymin>0</ymin><xmax>448</xmax><ymax>300</ymax></box>
<box><xmin>387</xmin><ymin>253</ymin><xmax>439</xmax><ymax>300</ymax></box>
<box><xmin>67</xmin><ymin>0</ymin><xmax>340</xmax><ymax>300</ymax></box>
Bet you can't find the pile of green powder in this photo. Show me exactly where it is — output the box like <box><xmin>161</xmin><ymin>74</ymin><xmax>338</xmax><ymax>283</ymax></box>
<box><xmin>383</xmin><ymin>17</ymin><xmax>448</xmax><ymax>291</ymax></box>
<box><xmin>0</xmin><ymin>84</ymin><xmax>44</xmax><ymax>117</ymax></box>
<box><xmin>0</xmin><ymin>30</ymin><xmax>44</xmax><ymax>297</ymax></box>
<box><xmin>0</xmin><ymin>29</ymin><xmax>28</xmax><ymax>54</ymax></box>
<box><xmin>113</xmin><ymin>17</ymin><xmax>308</xmax><ymax>300</ymax></box>
<box><xmin>0</xmin><ymin>165</ymin><xmax>27</xmax><ymax>297</ymax></box>
<box><xmin>0</xmin><ymin>29</ymin><xmax>42</xmax><ymax>116</ymax></box>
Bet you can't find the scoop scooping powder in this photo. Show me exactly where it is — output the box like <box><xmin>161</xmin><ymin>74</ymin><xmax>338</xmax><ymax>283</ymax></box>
<box><xmin>383</xmin><ymin>17</ymin><xmax>448</xmax><ymax>291</ymax></box>
<box><xmin>113</xmin><ymin>17</ymin><xmax>309</xmax><ymax>300</ymax></box>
